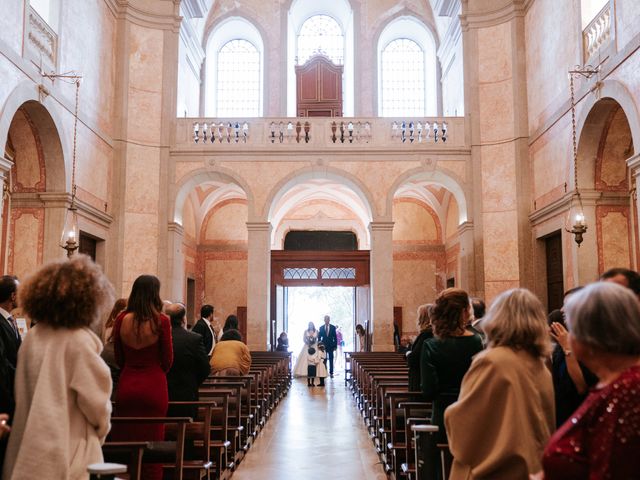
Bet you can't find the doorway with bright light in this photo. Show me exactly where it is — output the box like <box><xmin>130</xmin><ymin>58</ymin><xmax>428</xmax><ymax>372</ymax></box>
<box><xmin>285</xmin><ymin>286</ymin><xmax>355</xmax><ymax>372</ymax></box>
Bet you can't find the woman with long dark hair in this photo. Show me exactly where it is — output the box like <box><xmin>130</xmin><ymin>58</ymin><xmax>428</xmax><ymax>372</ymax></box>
<box><xmin>111</xmin><ymin>275</ymin><xmax>173</xmax><ymax>480</ymax></box>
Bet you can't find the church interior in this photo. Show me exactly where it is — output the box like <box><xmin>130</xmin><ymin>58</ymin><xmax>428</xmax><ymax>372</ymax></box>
<box><xmin>1</xmin><ymin>0</ymin><xmax>640</xmax><ymax>479</ymax></box>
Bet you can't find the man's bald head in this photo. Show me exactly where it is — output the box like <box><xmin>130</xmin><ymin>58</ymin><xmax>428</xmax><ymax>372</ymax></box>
<box><xmin>167</xmin><ymin>303</ymin><xmax>186</xmax><ymax>327</ymax></box>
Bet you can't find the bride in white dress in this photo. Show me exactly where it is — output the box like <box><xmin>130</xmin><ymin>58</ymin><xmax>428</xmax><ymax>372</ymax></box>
<box><xmin>293</xmin><ymin>322</ymin><xmax>318</xmax><ymax>377</ymax></box>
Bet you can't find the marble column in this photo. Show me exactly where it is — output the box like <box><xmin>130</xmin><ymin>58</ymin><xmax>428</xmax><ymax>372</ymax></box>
<box><xmin>0</xmin><ymin>157</ymin><xmax>13</xmax><ymax>255</ymax></box>
<box><xmin>627</xmin><ymin>153</ymin><xmax>640</xmax><ymax>268</ymax></box>
<box><xmin>462</xmin><ymin>0</ymin><xmax>533</xmax><ymax>301</ymax></box>
<box><xmin>456</xmin><ymin>221</ymin><xmax>477</xmax><ymax>295</ymax></box>
<box><xmin>246</xmin><ymin>221</ymin><xmax>271</xmax><ymax>351</ymax></box>
<box><xmin>369</xmin><ymin>221</ymin><xmax>394</xmax><ymax>352</ymax></box>
<box><xmin>166</xmin><ymin>222</ymin><xmax>185</xmax><ymax>301</ymax></box>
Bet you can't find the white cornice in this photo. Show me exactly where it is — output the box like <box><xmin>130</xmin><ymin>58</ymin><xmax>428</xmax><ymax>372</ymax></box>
<box><xmin>460</xmin><ymin>0</ymin><xmax>526</xmax><ymax>30</ymax></box>
<box><xmin>529</xmin><ymin>190</ymin><xmax>602</xmax><ymax>226</ymax></box>
<box><xmin>102</xmin><ymin>0</ymin><xmax>182</xmax><ymax>31</ymax></box>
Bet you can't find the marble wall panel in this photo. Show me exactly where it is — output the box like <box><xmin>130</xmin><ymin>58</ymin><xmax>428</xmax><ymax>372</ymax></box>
<box><xmin>284</xmin><ymin>200</ymin><xmax>357</xmax><ymax>220</ymax></box>
<box><xmin>530</xmin><ymin>117</ymin><xmax>571</xmax><ymax>206</ymax></box>
<box><xmin>203</xmin><ymin>256</ymin><xmax>248</xmax><ymax>327</ymax></box>
<box><xmin>59</xmin><ymin>0</ymin><xmax>116</xmax><ymax>137</ymax></box>
<box><xmin>9</xmin><ymin>110</ymin><xmax>44</xmax><ymax>191</ymax></box>
<box><xmin>9</xmin><ymin>208</ymin><xmax>44</xmax><ymax>279</ymax></box>
<box><xmin>478</xmin><ymin>80</ymin><xmax>515</xmax><ymax>142</ymax></box>
<box><xmin>525</xmin><ymin>0</ymin><xmax>580</xmax><ymax>134</ymax></box>
<box><xmin>480</xmin><ymin>143</ymin><xmax>517</xmax><ymax>212</ymax></box>
<box><xmin>392</xmin><ymin>200</ymin><xmax>440</xmax><ymax>242</ymax></box>
<box><xmin>615</xmin><ymin>0</ymin><xmax>640</xmax><ymax>51</ymax></box>
<box><xmin>182</xmin><ymin>198</ymin><xmax>197</xmax><ymax>240</ymax></box>
<box><xmin>596</xmin><ymin>108</ymin><xmax>631</xmax><ymax>191</ymax></box>
<box><xmin>477</xmin><ymin>21</ymin><xmax>512</xmax><ymax>84</ymax></box>
<box><xmin>392</xmin><ymin>256</ymin><xmax>438</xmax><ymax>338</ymax></box>
<box><xmin>482</xmin><ymin>210</ymin><xmax>520</xmax><ymax>283</ymax></box>
<box><xmin>597</xmin><ymin>207</ymin><xmax>631</xmax><ymax>273</ymax></box>
<box><xmin>122</xmin><ymin>212</ymin><xmax>159</xmax><ymax>289</ymax></box>
<box><xmin>222</xmin><ymin>161</ymin><xmax>309</xmax><ymax>217</ymax></box>
<box><xmin>124</xmin><ymin>144</ymin><xmax>160</xmax><ymax>215</ymax></box>
<box><xmin>203</xmin><ymin>201</ymin><xmax>249</xmax><ymax>242</ymax></box>
<box><xmin>0</xmin><ymin>1</ymin><xmax>24</xmax><ymax>53</ymax></box>
<box><xmin>126</xmin><ymin>25</ymin><xmax>164</xmax><ymax>145</ymax></box>
<box><xmin>445</xmin><ymin>198</ymin><xmax>459</xmax><ymax>242</ymax></box>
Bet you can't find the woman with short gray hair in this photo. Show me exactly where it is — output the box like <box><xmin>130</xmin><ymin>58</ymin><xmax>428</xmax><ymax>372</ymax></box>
<box><xmin>543</xmin><ymin>281</ymin><xmax>640</xmax><ymax>479</ymax></box>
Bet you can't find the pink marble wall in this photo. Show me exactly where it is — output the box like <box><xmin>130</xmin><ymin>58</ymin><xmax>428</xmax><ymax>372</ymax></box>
<box><xmin>202</xmin><ymin>200</ymin><xmax>249</xmax><ymax>243</ymax></box>
<box><xmin>392</xmin><ymin>199</ymin><xmax>440</xmax><ymax>243</ymax></box>
<box><xmin>8</xmin><ymin>208</ymin><xmax>44</xmax><ymax>279</ymax></box>
<box><xmin>203</xmin><ymin>254</ymin><xmax>248</xmax><ymax>326</ymax></box>
<box><xmin>597</xmin><ymin>206</ymin><xmax>632</xmax><ymax>273</ymax></box>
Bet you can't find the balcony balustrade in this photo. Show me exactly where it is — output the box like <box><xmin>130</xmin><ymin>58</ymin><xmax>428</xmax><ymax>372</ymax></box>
<box><xmin>175</xmin><ymin>116</ymin><xmax>466</xmax><ymax>150</ymax></box>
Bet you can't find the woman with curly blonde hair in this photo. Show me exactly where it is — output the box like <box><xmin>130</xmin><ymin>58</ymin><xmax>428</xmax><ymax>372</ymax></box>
<box><xmin>445</xmin><ymin>288</ymin><xmax>554</xmax><ymax>480</ymax></box>
<box><xmin>2</xmin><ymin>255</ymin><xmax>114</xmax><ymax>480</ymax></box>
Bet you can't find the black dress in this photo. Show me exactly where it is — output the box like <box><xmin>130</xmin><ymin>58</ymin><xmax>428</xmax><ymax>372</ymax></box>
<box><xmin>407</xmin><ymin>329</ymin><xmax>433</xmax><ymax>391</ymax></box>
<box><xmin>551</xmin><ymin>343</ymin><xmax>598</xmax><ymax>427</ymax></box>
<box><xmin>420</xmin><ymin>333</ymin><xmax>484</xmax><ymax>442</ymax></box>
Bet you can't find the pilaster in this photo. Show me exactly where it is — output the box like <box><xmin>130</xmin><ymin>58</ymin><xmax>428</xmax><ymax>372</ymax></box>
<box><xmin>369</xmin><ymin>221</ymin><xmax>394</xmax><ymax>352</ymax></box>
<box><xmin>246</xmin><ymin>221</ymin><xmax>271</xmax><ymax>350</ymax></box>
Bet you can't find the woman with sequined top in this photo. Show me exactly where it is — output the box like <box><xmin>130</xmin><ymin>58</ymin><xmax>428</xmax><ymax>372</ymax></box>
<box><xmin>543</xmin><ymin>282</ymin><xmax>640</xmax><ymax>480</ymax></box>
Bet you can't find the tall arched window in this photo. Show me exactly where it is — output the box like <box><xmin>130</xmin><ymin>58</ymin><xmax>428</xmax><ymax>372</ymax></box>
<box><xmin>287</xmin><ymin>0</ymin><xmax>354</xmax><ymax>116</ymax></box>
<box><xmin>217</xmin><ymin>39</ymin><xmax>261</xmax><ymax>117</ymax></box>
<box><xmin>297</xmin><ymin>15</ymin><xmax>344</xmax><ymax>65</ymax></box>
<box><xmin>205</xmin><ymin>17</ymin><xmax>264</xmax><ymax>117</ymax></box>
<box><xmin>381</xmin><ymin>39</ymin><xmax>425</xmax><ymax>117</ymax></box>
<box><xmin>377</xmin><ymin>17</ymin><xmax>438</xmax><ymax>117</ymax></box>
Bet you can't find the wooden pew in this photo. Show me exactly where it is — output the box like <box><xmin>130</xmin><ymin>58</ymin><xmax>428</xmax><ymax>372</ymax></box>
<box><xmin>107</xmin><ymin>416</ymin><xmax>191</xmax><ymax>480</ymax></box>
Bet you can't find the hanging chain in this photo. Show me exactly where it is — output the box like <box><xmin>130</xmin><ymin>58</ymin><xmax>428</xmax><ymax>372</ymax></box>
<box><xmin>570</xmin><ymin>73</ymin><xmax>579</xmax><ymax>195</ymax></box>
<box><xmin>71</xmin><ymin>78</ymin><xmax>79</xmax><ymax>204</ymax></box>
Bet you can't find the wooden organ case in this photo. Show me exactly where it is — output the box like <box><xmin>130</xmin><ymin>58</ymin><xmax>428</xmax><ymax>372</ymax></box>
<box><xmin>295</xmin><ymin>54</ymin><xmax>343</xmax><ymax>117</ymax></box>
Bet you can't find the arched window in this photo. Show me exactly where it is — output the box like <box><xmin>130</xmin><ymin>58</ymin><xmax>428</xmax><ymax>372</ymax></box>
<box><xmin>217</xmin><ymin>39</ymin><xmax>261</xmax><ymax>117</ymax></box>
<box><xmin>287</xmin><ymin>0</ymin><xmax>354</xmax><ymax>116</ymax></box>
<box><xmin>205</xmin><ymin>17</ymin><xmax>264</xmax><ymax>117</ymax></box>
<box><xmin>380</xmin><ymin>39</ymin><xmax>425</xmax><ymax>117</ymax></box>
<box><xmin>297</xmin><ymin>15</ymin><xmax>344</xmax><ymax>65</ymax></box>
<box><xmin>377</xmin><ymin>17</ymin><xmax>438</xmax><ymax>117</ymax></box>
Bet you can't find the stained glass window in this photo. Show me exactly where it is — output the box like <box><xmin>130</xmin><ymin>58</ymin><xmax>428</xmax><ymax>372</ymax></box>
<box><xmin>217</xmin><ymin>39</ymin><xmax>261</xmax><ymax>117</ymax></box>
<box><xmin>380</xmin><ymin>38</ymin><xmax>425</xmax><ymax>117</ymax></box>
<box><xmin>297</xmin><ymin>15</ymin><xmax>344</xmax><ymax>65</ymax></box>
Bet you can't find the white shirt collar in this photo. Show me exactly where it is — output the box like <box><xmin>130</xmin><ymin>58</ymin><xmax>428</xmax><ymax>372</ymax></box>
<box><xmin>0</xmin><ymin>307</ymin><xmax>12</xmax><ymax>321</ymax></box>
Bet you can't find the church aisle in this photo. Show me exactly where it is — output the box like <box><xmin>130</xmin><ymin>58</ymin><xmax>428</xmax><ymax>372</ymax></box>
<box><xmin>233</xmin><ymin>375</ymin><xmax>387</xmax><ymax>480</ymax></box>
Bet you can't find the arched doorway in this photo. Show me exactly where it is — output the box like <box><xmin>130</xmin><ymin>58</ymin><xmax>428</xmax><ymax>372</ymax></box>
<box><xmin>172</xmin><ymin>169</ymin><xmax>251</xmax><ymax>337</ymax></box>
<box><xmin>1</xmin><ymin>100</ymin><xmax>66</xmax><ymax>277</ymax></box>
<box><xmin>575</xmin><ymin>97</ymin><xmax>637</xmax><ymax>280</ymax></box>
<box><xmin>267</xmin><ymin>172</ymin><xmax>373</xmax><ymax>354</ymax></box>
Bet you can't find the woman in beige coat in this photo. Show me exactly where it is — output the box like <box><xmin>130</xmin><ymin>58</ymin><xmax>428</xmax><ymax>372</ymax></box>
<box><xmin>2</xmin><ymin>255</ymin><xmax>114</xmax><ymax>480</ymax></box>
<box><xmin>444</xmin><ymin>289</ymin><xmax>555</xmax><ymax>480</ymax></box>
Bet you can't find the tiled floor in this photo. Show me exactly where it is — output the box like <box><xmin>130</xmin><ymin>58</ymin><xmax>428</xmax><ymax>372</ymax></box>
<box><xmin>233</xmin><ymin>374</ymin><xmax>387</xmax><ymax>480</ymax></box>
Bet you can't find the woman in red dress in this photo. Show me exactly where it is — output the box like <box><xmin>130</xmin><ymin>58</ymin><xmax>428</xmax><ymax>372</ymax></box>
<box><xmin>111</xmin><ymin>275</ymin><xmax>173</xmax><ymax>480</ymax></box>
<box><xmin>543</xmin><ymin>282</ymin><xmax>640</xmax><ymax>479</ymax></box>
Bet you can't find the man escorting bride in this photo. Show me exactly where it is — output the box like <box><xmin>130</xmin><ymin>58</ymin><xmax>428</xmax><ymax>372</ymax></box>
<box><xmin>293</xmin><ymin>321</ymin><xmax>318</xmax><ymax>377</ymax></box>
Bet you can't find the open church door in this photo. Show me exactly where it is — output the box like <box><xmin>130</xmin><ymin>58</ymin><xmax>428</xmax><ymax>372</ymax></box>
<box><xmin>273</xmin><ymin>284</ymin><xmax>285</xmax><ymax>351</ymax></box>
<box><xmin>355</xmin><ymin>285</ymin><xmax>370</xmax><ymax>351</ymax></box>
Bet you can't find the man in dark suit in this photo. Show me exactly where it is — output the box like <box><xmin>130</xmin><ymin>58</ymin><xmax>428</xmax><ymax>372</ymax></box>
<box><xmin>318</xmin><ymin>315</ymin><xmax>338</xmax><ymax>377</ymax></box>
<box><xmin>165</xmin><ymin>303</ymin><xmax>211</xmax><ymax>419</ymax></box>
<box><xmin>192</xmin><ymin>304</ymin><xmax>216</xmax><ymax>356</ymax></box>
<box><xmin>0</xmin><ymin>275</ymin><xmax>20</xmax><ymax>417</ymax></box>
<box><xmin>0</xmin><ymin>275</ymin><xmax>19</xmax><ymax>471</ymax></box>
